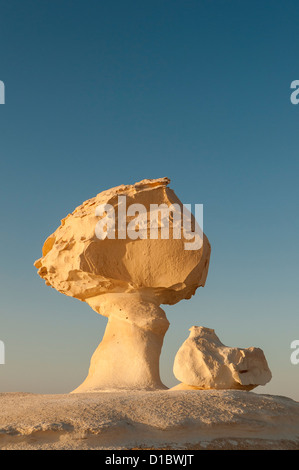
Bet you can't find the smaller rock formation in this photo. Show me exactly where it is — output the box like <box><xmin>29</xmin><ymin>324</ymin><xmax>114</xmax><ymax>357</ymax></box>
<box><xmin>171</xmin><ymin>326</ymin><xmax>272</xmax><ymax>391</ymax></box>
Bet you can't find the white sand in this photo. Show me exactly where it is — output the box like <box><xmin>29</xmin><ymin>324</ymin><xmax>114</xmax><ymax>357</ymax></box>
<box><xmin>0</xmin><ymin>389</ymin><xmax>298</xmax><ymax>450</ymax></box>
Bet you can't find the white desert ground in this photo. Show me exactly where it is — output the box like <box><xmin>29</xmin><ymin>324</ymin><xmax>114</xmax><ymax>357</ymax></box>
<box><xmin>0</xmin><ymin>389</ymin><xmax>299</xmax><ymax>450</ymax></box>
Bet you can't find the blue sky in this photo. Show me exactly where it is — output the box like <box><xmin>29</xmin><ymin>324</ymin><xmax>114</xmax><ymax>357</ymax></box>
<box><xmin>0</xmin><ymin>0</ymin><xmax>298</xmax><ymax>399</ymax></box>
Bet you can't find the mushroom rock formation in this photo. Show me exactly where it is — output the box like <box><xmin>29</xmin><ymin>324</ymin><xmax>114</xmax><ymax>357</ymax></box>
<box><xmin>171</xmin><ymin>326</ymin><xmax>272</xmax><ymax>391</ymax></box>
<box><xmin>34</xmin><ymin>178</ymin><xmax>211</xmax><ymax>392</ymax></box>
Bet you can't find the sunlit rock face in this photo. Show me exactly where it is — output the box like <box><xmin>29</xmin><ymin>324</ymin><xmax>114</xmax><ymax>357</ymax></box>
<box><xmin>34</xmin><ymin>177</ymin><xmax>210</xmax><ymax>306</ymax></box>
<box><xmin>34</xmin><ymin>178</ymin><xmax>211</xmax><ymax>392</ymax></box>
<box><xmin>172</xmin><ymin>326</ymin><xmax>272</xmax><ymax>391</ymax></box>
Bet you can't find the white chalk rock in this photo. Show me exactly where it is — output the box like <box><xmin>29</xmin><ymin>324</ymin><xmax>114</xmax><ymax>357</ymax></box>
<box><xmin>72</xmin><ymin>292</ymin><xmax>170</xmax><ymax>392</ymax></box>
<box><xmin>34</xmin><ymin>178</ymin><xmax>211</xmax><ymax>392</ymax></box>
<box><xmin>34</xmin><ymin>177</ymin><xmax>210</xmax><ymax>305</ymax></box>
<box><xmin>172</xmin><ymin>327</ymin><xmax>272</xmax><ymax>391</ymax></box>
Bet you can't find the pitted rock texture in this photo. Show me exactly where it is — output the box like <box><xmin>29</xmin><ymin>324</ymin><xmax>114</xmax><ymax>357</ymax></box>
<box><xmin>34</xmin><ymin>177</ymin><xmax>211</xmax><ymax>306</ymax></box>
<box><xmin>172</xmin><ymin>327</ymin><xmax>272</xmax><ymax>391</ymax></box>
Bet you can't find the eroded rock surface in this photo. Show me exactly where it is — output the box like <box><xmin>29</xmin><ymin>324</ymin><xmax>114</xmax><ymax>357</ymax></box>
<box><xmin>34</xmin><ymin>178</ymin><xmax>211</xmax><ymax>391</ymax></box>
<box><xmin>1</xmin><ymin>390</ymin><xmax>299</xmax><ymax>450</ymax></box>
<box><xmin>34</xmin><ymin>177</ymin><xmax>210</xmax><ymax>306</ymax></box>
<box><xmin>172</xmin><ymin>326</ymin><xmax>272</xmax><ymax>391</ymax></box>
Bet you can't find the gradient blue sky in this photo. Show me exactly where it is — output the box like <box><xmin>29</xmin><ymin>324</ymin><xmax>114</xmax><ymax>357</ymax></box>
<box><xmin>0</xmin><ymin>0</ymin><xmax>298</xmax><ymax>399</ymax></box>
